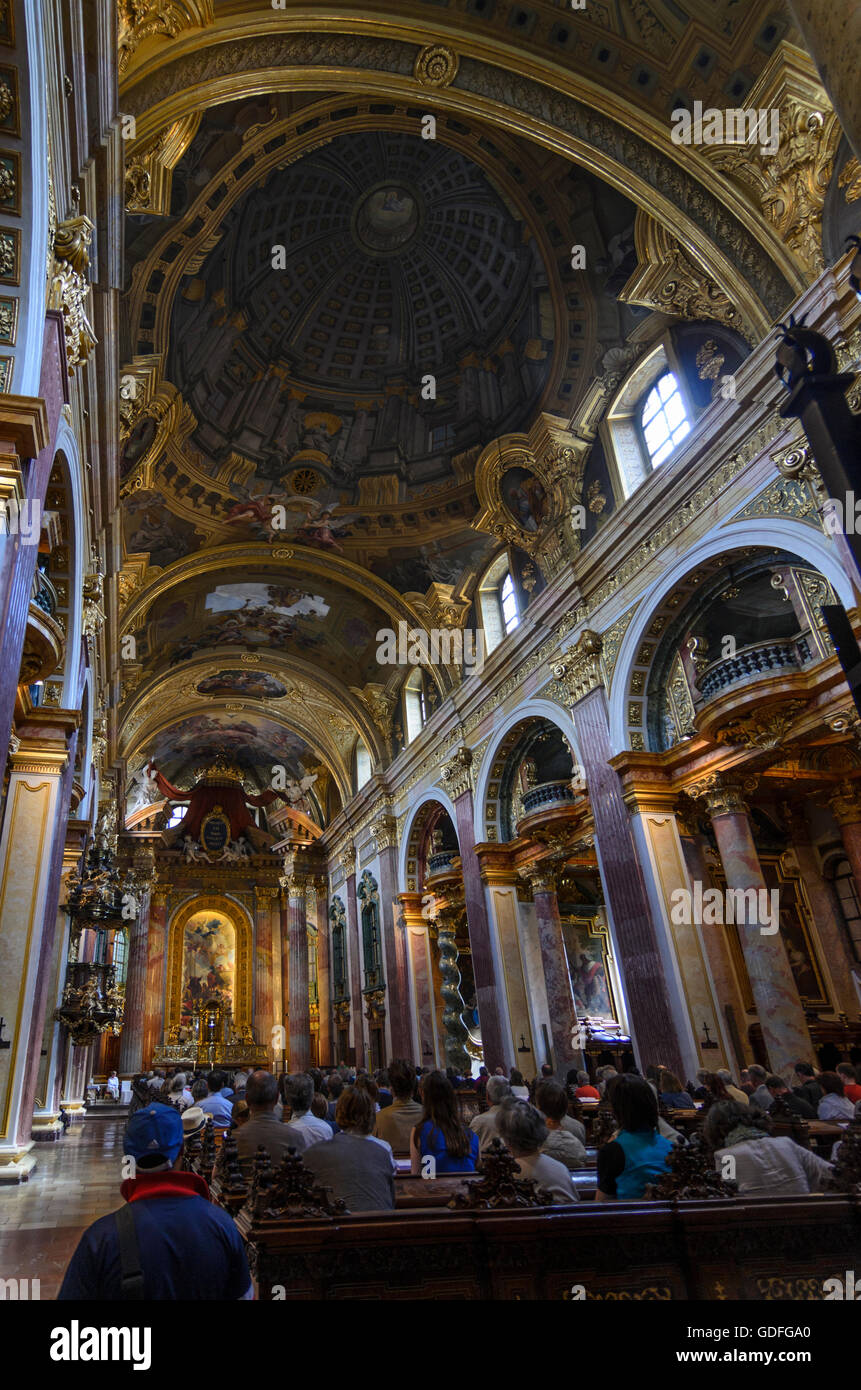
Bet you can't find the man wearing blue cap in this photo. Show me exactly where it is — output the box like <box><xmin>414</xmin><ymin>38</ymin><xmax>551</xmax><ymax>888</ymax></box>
<box><xmin>58</xmin><ymin>1104</ymin><xmax>253</xmax><ymax>1300</ymax></box>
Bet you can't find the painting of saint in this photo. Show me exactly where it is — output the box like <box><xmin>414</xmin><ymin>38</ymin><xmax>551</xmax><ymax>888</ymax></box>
<box><xmin>561</xmin><ymin>919</ymin><xmax>616</xmax><ymax>1021</ymax></box>
<box><xmin>501</xmin><ymin>467</ymin><xmax>548</xmax><ymax>534</ymax></box>
<box><xmin>181</xmin><ymin>910</ymin><xmax>236</xmax><ymax>1023</ymax></box>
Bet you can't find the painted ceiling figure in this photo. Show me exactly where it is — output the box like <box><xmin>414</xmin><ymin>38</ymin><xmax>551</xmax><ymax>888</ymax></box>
<box><xmin>146</xmin><ymin>754</ymin><xmax>317</xmax><ymax>851</ymax></box>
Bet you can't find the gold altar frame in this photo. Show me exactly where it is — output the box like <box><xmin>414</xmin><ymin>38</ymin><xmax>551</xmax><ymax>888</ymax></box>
<box><xmin>165</xmin><ymin>894</ymin><xmax>253</xmax><ymax>1032</ymax></box>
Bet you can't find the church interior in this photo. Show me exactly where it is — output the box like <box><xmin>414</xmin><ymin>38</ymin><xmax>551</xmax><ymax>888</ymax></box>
<box><xmin>1</xmin><ymin>0</ymin><xmax>861</xmax><ymax>1309</ymax></box>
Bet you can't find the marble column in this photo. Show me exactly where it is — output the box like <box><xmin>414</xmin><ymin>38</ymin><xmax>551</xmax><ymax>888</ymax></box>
<box><xmin>372</xmin><ymin>824</ymin><xmax>411</xmax><ymax>1058</ymax></box>
<box><xmin>341</xmin><ymin>847</ymin><xmax>365</xmax><ymax>1069</ymax></box>
<box><xmin>118</xmin><ymin>884</ymin><xmax>151</xmax><ymax>1074</ymax></box>
<box><xmin>827</xmin><ymin>781</ymin><xmax>861</xmax><ymax>918</ymax></box>
<box><xmin>32</xmin><ymin>901</ymin><xmax>72</xmax><ymax>1140</ymax></box>
<box><xmin>445</xmin><ymin>752</ymin><xmax>506</xmax><ymax>1070</ymax></box>
<box><xmin>521</xmin><ymin>866</ymin><xmax>581</xmax><ymax>1076</ymax></box>
<box><xmin>434</xmin><ymin>897</ymin><xmax>471</xmax><ymax>1074</ymax></box>
<box><xmin>254</xmin><ymin>886</ymin><xmax>277</xmax><ymax>1061</ymax></box>
<box><xmin>786</xmin><ymin>1</ymin><xmax>861</xmax><ymax>161</ymax></box>
<box><xmin>676</xmin><ymin>818</ymin><xmax>751</xmax><ymax>1070</ymax></box>
<box><xmin>142</xmin><ymin>887</ymin><xmax>169</xmax><ymax>1068</ymax></box>
<box><xmin>783</xmin><ymin>800</ymin><xmax>858</xmax><ymax>1018</ymax></box>
<box><xmin>398</xmin><ymin>892</ymin><xmax>440</xmax><ymax>1067</ymax></box>
<box><xmin>0</xmin><ymin>736</ymin><xmax>69</xmax><ymax>1179</ymax></box>
<box><xmin>60</xmin><ymin>1040</ymin><xmax>91</xmax><ymax>1115</ymax></box>
<box><xmin>313</xmin><ymin>879</ymin><xmax>332</xmax><ymax>1065</ymax></box>
<box><xmin>283</xmin><ymin>867</ymin><xmax>310</xmax><ymax>1073</ymax></box>
<box><xmin>701</xmin><ymin>779</ymin><xmax>814</xmax><ymax>1072</ymax></box>
<box><xmin>566</xmin><ymin>682</ymin><xmax>685</xmax><ymax>1076</ymax></box>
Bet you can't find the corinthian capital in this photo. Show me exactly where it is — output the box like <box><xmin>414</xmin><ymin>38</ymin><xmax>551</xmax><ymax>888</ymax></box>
<box><xmin>338</xmin><ymin>844</ymin><xmax>356</xmax><ymax>875</ymax></box>
<box><xmin>369</xmin><ymin>813</ymin><xmax>398</xmax><ymax>852</ymax></box>
<box><xmin>686</xmin><ymin>772</ymin><xmax>757</xmax><ymax>818</ymax></box>
<box><xmin>551</xmin><ymin>629</ymin><xmax>604</xmax><ymax>707</ymax></box>
<box><xmin>440</xmin><ymin>745</ymin><xmax>473</xmax><ymax>801</ymax></box>
<box><xmin>518</xmin><ymin>861</ymin><xmax>559</xmax><ymax>896</ymax></box>
<box><xmin>827</xmin><ymin>779</ymin><xmax>861</xmax><ymax>827</ymax></box>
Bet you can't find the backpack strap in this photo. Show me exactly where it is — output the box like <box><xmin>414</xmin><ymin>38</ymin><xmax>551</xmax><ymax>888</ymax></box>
<box><xmin>114</xmin><ymin>1201</ymin><xmax>145</xmax><ymax>1300</ymax></box>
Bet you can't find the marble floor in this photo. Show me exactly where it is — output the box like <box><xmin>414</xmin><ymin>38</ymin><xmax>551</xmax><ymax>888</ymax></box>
<box><xmin>0</xmin><ymin>1118</ymin><xmax>125</xmax><ymax>1299</ymax></box>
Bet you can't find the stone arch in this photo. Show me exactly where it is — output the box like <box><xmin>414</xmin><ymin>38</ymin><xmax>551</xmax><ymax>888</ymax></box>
<box><xmin>400</xmin><ymin>789</ymin><xmax>459</xmax><ymax>894</ymax></box>
<box><xmin>474</xmin><ymin>699</ymin><xmax>579</xmax><ymax>843</ymax></box>
<box><xmin>608</xmin><ymin>520</ymin><xmax>858</xmax><ymax>753</ymax></box>
<box><xmin>165</xmin><ymin>892</ymin><xmax>254</xmax><ymax>1033</ymax></box>
<box><xmin>121</xmin><ymin>29</ymin><xmax>797</xmax><ymax>334</ymax></box>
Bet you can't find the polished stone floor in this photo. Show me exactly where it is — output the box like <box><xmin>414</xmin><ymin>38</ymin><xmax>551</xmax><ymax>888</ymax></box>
<box><xmin>0</xmin><ymin>1118</ymin><xmax>124</xmax><ymax>1299</ymax></box>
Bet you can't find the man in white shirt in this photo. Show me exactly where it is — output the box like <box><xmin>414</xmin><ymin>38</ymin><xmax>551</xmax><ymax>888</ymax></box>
<box><xmin>283</xmin><ymin>1072</ymin><xmax>333</xmax><ymax>1147</ymax></box>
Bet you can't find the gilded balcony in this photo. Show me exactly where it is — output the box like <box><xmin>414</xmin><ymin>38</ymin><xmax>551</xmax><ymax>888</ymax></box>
<box><xmin>21</xmin><ymin>571</ymin><xmax>64</xmax><ymax>685</ymax></box>
<box><xmin>516</xmin><ymin>778</ymin><xmax>584</xmax><ymax>838</ymax></box>
<box><xmin>696</xmin><ymin>636</ymin><xmax>810</xmax><ymax>704</ymax></box>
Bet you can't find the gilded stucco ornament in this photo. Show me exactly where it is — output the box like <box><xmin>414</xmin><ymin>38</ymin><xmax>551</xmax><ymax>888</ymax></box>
<box><xmin>48</xmin><ymin>215</ymin><xmax>98</xmax><ymax>373</ymax></box>
<box><xmin>713</xmin><ymin>700</ymin><xmax>808</xmax><ymax>752</ymax></box>
<box><xmin>551</xmin><ymin>630</ymin><xmax>605</xmax><ymax>707</ymax></box>
<box><xmin>117</xmin><ymin>0</ymin><xmax>213</xmax><ymax>76</ymax></box>
<box><xmin>620</xmin><ymin>213</ymin><xmax>752</xmax><ymax>342</ymax></box>
<box><xmin>440</xmin><ymin>745</ymin><xmax>473</xmax><ymax>801</ymax></box>
<box><xmin>685</xmin><ymin>773</ymin><xmax>759</xmax><ymax>819</ymax></box>
<box><xmin>414</xmin><ymin>45</ymin><xmax>459</xmax><ymax>89</ymax></box>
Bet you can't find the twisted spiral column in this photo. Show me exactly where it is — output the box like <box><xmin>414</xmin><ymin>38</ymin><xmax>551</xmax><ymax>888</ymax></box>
<box><xmin>434</xmin><ymin>903</ymin><xmax>471</xmax><ymax>1074</ymax></box>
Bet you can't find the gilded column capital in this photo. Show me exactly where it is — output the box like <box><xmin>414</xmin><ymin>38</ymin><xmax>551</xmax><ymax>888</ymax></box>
<box><xmin>440</xmin><ymin>745</ymin><xmax>473</xmax><ymax>800</ymax></box>
<box><xmin>254</xmin><ymin>886</ymin><xmax>279</xmax><ymax>907</ymax></box>
<box><xmin>686</xmin><ymin>772</ymin><xmax>758</xmax><ymax>818</ymax></box>
<box><xmin>551</xmin><ymin>629</ymin><xmax>604</xmax><ymax>707</ymax></box>
<box><xmin>9</xmin><ymin>740</ymin><xmax>69</xmax><ymax>776</ymax></box>
<box><xmin>338</xmin><ymin>844</ymin><xmax>356</xmax><ymax>876</ymax></box>
<box><xmin>369</xmin><ymin>813</ymin><xmax>398</xmax><ymax>852</ymax></box>
<box><xmin>827</xmin><ymin>779</ymin><xmax>861</xmax><ymax>827</ymax></box>
<box><xmin>518</xmin><ymin>862</ymin><xmax>559</xmax><ymax>896</ymax></box>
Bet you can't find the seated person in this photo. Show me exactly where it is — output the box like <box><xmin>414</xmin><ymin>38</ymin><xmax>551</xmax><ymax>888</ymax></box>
<box><xmin>410</xmin><ymin>1070</ymin><xmax>479</xmax><ymax>1174</ymax></box>
<box><xmin>792</xmin><ymin>1062</ymin><xmax>823</xmax><ymax>1110</ymax></box>
<box><xmin>508</xmin><ymin>1068</ymin><xmax>530</xmax><ymax>1100</ymax></box>
<box><xmin>105</xmin><ymin>1070</ymin><xmax>120</xmax><ymax>1101</ymax></box>
<box><xmin>837</xmin><ymin>1063</ymin><xmax>861</xmax><ymax>1106</ymax></box>
<box><xmin>716</xmin><ymin>1069</ymin><xmax>750</xmax><ymax>1106</ymax></box>
<box><xmin>373</xmin><ymin>1058</ymin><xmax>422</xmax><ymax>1152</ymax></box>
<box><xmin>703</xmin><ymin>1100</ymin><xmax>833</xmax><ymax>1195</ymax></box>
<box><xmin>495</xmin><ymin>1098</ymin><xmax>577</xmax><ymax>1204</ymax></box>
<box><xmin>236</xmin><ymin>1070</ymin><xmax>305</xmax><ymax>1169</ymax></box>
<box><xmin>231</xmin><ymin>1097</ymin><xmax>250</xmax><ymax>1129</ymax></box>
<box><xmin>310</xmin><ymin>1091</ymin><xmax>335</xmax><ymax>1133</ymax></box>
<box><xmin>569</xmin><ymin>1068</ymin><xmax>599</xmax><ymax>1101</ymax></box>
<box><xmin>470</xmin><ymin>1077</ymin><xmax>511</xmax><ymax>1154</ymax></box>
<box><xmin>303</xmin><ymin>1086</ymin><xmax>396</xmax><ymax>1211</ymax></box>
<box><xmin>375</xmin><ymin>1070</ymin><xmax>393</xmax><ymax>1109</ymax></box>
<box><xmin>536</xmin><ymin>1081</ymin><xmax>587</xmax><ymax>1170</ymax></box>
<box><xmin>197</xmin><ymin>1070</ymin><xmax>234</xmax><ymax>1129</ymax></box>
<box><xmin>817</xmin><ymin>1071</ymin><xmax>855</xmax><ymax>1124</ymax></box>
<box><xmin>764</xmin><ymin>1074</ymin><xmax>816</xmax><ymax>1119</ymax></box>
<box><xmin>657</xmin><ymin>1068</ymin><xmax>695</xmax><ymax>1110</ymax></box>
<box><xmin>595</xmin><ymin>1075</ymin><xmax>674</xmax><ymax>1201</ymax></box>
<box><xmin>283</xmin><ymin>1072</ymin><xmax>333</xmax><ymax>1147</ymax></box>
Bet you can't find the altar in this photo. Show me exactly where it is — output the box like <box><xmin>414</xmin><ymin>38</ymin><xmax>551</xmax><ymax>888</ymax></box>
<box><xmin>151</xmin><ymin>998</ymin><xmax>268</xmax><ymax>1069</ymax></box>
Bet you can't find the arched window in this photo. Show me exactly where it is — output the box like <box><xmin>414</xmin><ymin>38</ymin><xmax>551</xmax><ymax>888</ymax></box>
<box><xmin>355</xmin><ymin>739</ymin><xmax>372</xmax><ymax>790</ymax></box>
<box><xmin>166</xmin><ymin>803</ymin><xmax>185</xmax><ymax>828</ymax></box>
<box><xmin>329</xmin><ymin>897</ymin><xmax>348</xmax><ymax>1000</ymax></box>
<box><xmin>404</xmin><ymin>669</ymin><xmax>427</xmax><ymax>743</ymax></box>
<box><xmin>358</xmin><ymin>871</ymin><xmax>384</xmax><ymax>990</ymax></box>
<box><xmin>478</xmin><ymin>553</ymin><xmax>520</xmax><ymax>654</ymax></box>
<box><xmin>640</xmin><ymin>370</ymin><xmax>691</xmax><ymax>468</ymax></box>
<box><xmin>827</xmin><ymin>857</ymin><xmax>861</xmax><ymax>963</ymax></box>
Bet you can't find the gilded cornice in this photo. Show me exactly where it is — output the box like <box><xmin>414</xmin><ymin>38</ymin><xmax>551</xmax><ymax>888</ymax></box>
<box><xmin>118</xmin><ymin>26</ymin><xmax>794</xmax><ymax>326</ymax></box>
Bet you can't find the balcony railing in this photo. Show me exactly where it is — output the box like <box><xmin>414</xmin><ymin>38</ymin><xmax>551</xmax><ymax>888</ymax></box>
<box><xmin>427</xmin><ymin>849</ymin><xmax>458</xmax><ymax>876</ymax></box>
<box><xmin>520</xmin><ymin>780</ymin><xmax>578</xmax><ymax>816</ymax></box>
<box><xmin>697</xmin><ymin>637</ymin><xmax>808</xmax><ymax>703</ymax></box>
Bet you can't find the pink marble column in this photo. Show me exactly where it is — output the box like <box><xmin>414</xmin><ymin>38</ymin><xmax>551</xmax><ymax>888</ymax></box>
<box><xmin>118</xmin><ymin>887</ymin><xmax>150</xmax><ymax>1074</ymax></box>
<box><xmin>342</xmin><ymin>851</ymin><xmax>365</xmax><ymax>1069</ymax></box>
<box><xmin>526</xmin><ymin>869</ymin><xmax>580</xmax><ymax>1075</ymax></box>
<box><xmin>376</xmin><ymin>839</ymin><xmax>411</xmax><ymax>1059</ymax></box>
<box><xmin>400</xmin><ymin>894</ymin><xmax>437</xmax><ymax>1065</ymax></box>
<box><xmin>450</xmin><ymin>784</ymin><xmax>506</xmax><ymax>1071</ymax></box>
<box><xmin>828</xmin><ymin>782</ymin><xmax>861</xmax><ymax>907</ymax></box>
<box><xmin>704</xmin><ymin>782</ymin><xmax>814</xmax><ymax>1072</ymax></box>
<box><xmin>142</xmin><ymin>889</ymin><xmax>168</xmax><ymax>1068</ymax></box>
<box><xmin>572</xmin><ymin>686</ymin><xmax>685</xmax><ymax>1077</ymax></box>
<box><xmin>784</xmin><ymin>801</ymin><xmax>858</xmax><ymax>1018</ymax></box>
<box><xmin>254</xmin><ymin>887</ymin><xmax>276</xmax><ymax>1059</ymax></box>
<box><xmin>279</xmin><ymin>891</ymin><xmax>290</xmax><ymax>1068</ymax></box>
<box><xmin>284</xmin><ymin>871</ymin><xmax>310</xmax><ymax>1073</ymax></box>
<box><xmin>314</xmin><ymin>882</ymin><xmax>332</xmax><ymax>1066</ymax></box>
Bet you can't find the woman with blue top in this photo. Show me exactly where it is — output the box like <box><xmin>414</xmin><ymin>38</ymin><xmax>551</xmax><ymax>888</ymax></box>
<box><xmin>594</xmin><ymin>1074</ymin><xmax>674</xmax><ymax>1200</ymax></box>
<box><xmin>410</xmin><ymin>1069</ymin><xmax>480</xmax><ymax>1174</ymax></box>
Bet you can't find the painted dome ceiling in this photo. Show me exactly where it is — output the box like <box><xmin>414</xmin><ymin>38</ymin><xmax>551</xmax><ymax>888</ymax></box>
<box><xmin>168</xmin><ymin>131</ymin><xmax>551</xmax><ymax>482</ymax></box>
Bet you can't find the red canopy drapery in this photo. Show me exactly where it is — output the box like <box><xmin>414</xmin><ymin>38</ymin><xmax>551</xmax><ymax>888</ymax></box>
<box><xmin>147</xmin><ymin>763</ymin><xmax>284</xmax><ymax>840</ymax></box>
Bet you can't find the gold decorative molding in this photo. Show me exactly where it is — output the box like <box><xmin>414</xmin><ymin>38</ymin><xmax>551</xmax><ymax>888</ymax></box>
<box><xmin>440</xmin><ymin>745</ymin><xmax>473</xmax><ymax>801</ymax></box>
<box><xmin>700</xmin><ymin>45</ymin><xmax>840</xmax><ymax>281</ymax></box>
<box><xmin>349</xmin><ymin>682</ymin><xmax>396</xmax><ymax>742</ymax></box>
<box><xmin>827</xmin><ymin>780</ymin><xmax>861</xmax><ymax>828</ymax></box>
<box><xmin>47</xmin><ymin>215</ymin><xmax>97</xmax><ymax>374</ymax></box>
<box><xmin>165</xmin><ymin>892</ymin><xmax>252</xmax><ymax>1030</ymax></box>
<box><xmin>713</xmin><ymin>700</ymin><xmax>808</xmax><ymax>752</ymax></box>
<box><xmin>414</xmin><ymin>44</ymin><xmax>459</xmax><ymax>89</ymax></box>
<box><xmin>124</xmin><ymin>111</ymin><xmax>202</xmax><ymax>215</ymax></box>
<box><xmin>550</xmin><ymin>629</ymin><xmax>604</xmax><ymax>707</ymax></box>
<box><xmin>117</xmin><ymin>0</ymin><xmax>213</xmax><ymax>76</ymax></box>
<box><xmin>369</xmin><ymin>812</ymin><xmax>397</xmax><ymax>853</ymax></box>
<box><xmin>619</xmin><ymin>213</ymin><xmax>753</xmax><ymax>342</ymax></box>
<box><xmin>686</xmin><ymin>773</ymin><xmax>758</xmax><ymax>818</ymax></box>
